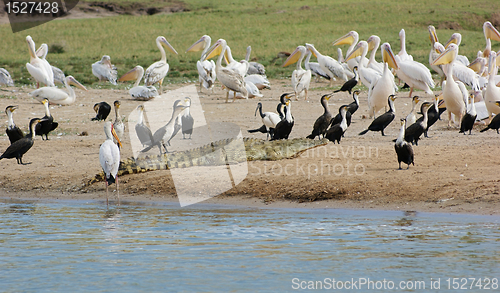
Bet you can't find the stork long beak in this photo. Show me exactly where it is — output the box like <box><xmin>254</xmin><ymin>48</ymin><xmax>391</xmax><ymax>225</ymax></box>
<box><xmin>333</xmin><ymin>31</ymin><xmax>355</xmax><ymax>46</ymax></box>
<box><xmin>68</xmin><ymin>76</ymin><xmax>88</xmax><ymax>91</ymax></box>
<box><xmin>186</xmin><ymin>36</ymin><xmax>206</xmax><ymax>53</ymax></box>
<box><xmin>484</xmin><ymin>22</ymin><xmax>500</xmax><ymax>41</ymax></box>
<box><xmin>111</xmin><ymin>127</ymin><xmax>122</xmax><ymax>148</ymax></box>
<box><xmin>382</xmin><ymin>43</ymin><xmax>399</xmax><ymax>70</ymax></box>
<box><xmin>118</xmin><ymin>66</ymin><xmax>140</xmax><ymax>82</ymax></box>
<box><xmin>283</xmin><ymin>47</ymin><xmax>302</xmax><ymax>67</ymax></box>
<box><xmin>160</xmin><ymin>38</ymin><xmax>178</xmax><ymax>55</ymax></box>
<box><xmin>431</xmin><ymin>44</ymin><xmax>457</xmax><ymax>66</ymax></box>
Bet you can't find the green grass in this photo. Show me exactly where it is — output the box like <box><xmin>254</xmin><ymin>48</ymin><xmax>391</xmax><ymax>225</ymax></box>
<box><xmin>1</xmin><ymin>0</ymin><xmax>499</xmax><ymax>87</ymax></box>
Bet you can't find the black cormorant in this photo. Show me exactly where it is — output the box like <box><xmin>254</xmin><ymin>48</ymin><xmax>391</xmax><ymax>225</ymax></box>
<box><xmin>271</xmin><ymin>94</ymin><xmax>294</xmax><ymax>140</ymax></box>
<box><xmin>334</xmin><ymin>66</ymin><xmax>358</xmax><ymax>94</ymax></box>
<box><xmin>394</xmin><ymin>118</ymin><xmax>414</xmax><ymax>169</ymax></box>
<box><xmin>359</xmin><ymin>95</ymin><xmax>397</xmax><ymax>136</ymax></box>
<box><xmin>35</xmin><ymin>98</ymin><xmax>58</xmax><ymax>140</ymax></box>
<box><xmin>5</xmin><ymin>106</ymin><xmax>24</xmax><ymax>144</ymax></box>
<box><xmin>1</xmin><ymin>118</ymin><xmax>41</xmax><ymax>165</ymax></box>
<box><xmin>91</xmin><ymin>101</ymin><xmax>111</xmax><ymax>121</ymax></box>
<box><xmin>325</xmin><ymin>106</ymin><xmax>349</xmax><ymax>144</ymax></box>
<box><xmin>405</xmin><ymin>102</ymin><xmax>431</xmax><ymax>146</ymax></box>
<box><xmin>459</xmin><ymin>94</ymin><xmax>477</xmax><ymax>135</ymax></box>
<box><xmin>480</xmin><ymin>102</ymin><xmax>500</xmax><ymax>134</ymax></box>
<box><xmin>306</xmin><ymin>94</ymin><xmax>333</xmax><ymax>139</ymax></box>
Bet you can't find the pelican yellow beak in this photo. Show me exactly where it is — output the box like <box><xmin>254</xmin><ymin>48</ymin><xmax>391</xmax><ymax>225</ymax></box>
<box><xmin>118</xmin><ymin>66</ymin><xmax>140</xmax><ymax>82</ymax></box>
<box><xmin>282</xmin><ymin>47</ymin><xmax>302</xmax><ymax>67</ymax></box>
<box><xmin>366</xmin><ymin>37</ymin><xmax>377</xmax><ymax>51</ymax></box>
<box><xmin>444</xmin><ymin>35</ymin><xmax>459</xmax><ymax>48</ymax></box>
<box><xmin>160</xmin><ymin>38</ymin><xmax>178</xmax><ymax>55</ymax></box>
<box><xmin>382</xmin><ymin>43</ymin><xmax>399</xmax><ymax>70</ymax></box>
<box><xmin>467</xmin><ymin>58</ymin><xmax>482</xmax><ymax>73</ymax></box>
<box><xmin>484</xmin><ymin>21</ymin><xmax>500</xmax><ymax>41</ymax></box>
<box><xmin>186</xmin><ymin>36</ymin><xmax>206</xmax><ymax>53</ymax></box>
<box><xmin>111</xmin><ymin>126</ymin><xmax>122</xmax><ymax>148</ymax></box>
<box><xmin>205</xmin><ymin>41</ymin><xmax>222</xmax><ymax>60</ymax></box>
<box><xmin>333</xmin><ymin>31</ymin><xmax>355</xmax><ymax>46</ymax></box>
<box><xmin>68</xmin><ymin>76</ymin><xmax>88</xmax><ymax>91</ymax></box>
<box><xmin>428</xmin><ymin>25</ymin><xmax>438</xmax><ymax>44</ymax></box>
<box><xmin>431</xmin><ymin>44</ymin><xmax>457</xmax><ymax>66</ymax></box>
<box><xmin>345</xmin><ymin>42</ymin><xmax>364</xmax><ymax>62</ymax></box>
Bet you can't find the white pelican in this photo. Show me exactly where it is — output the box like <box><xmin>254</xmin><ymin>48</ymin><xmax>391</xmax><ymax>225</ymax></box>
<box><xmin>482</xmin><ymin>21</ymin><xmax>500</xmax><ymax>59</ymax></box>
<box><xmin>245</xmin><ymin>46</ymin><xmax>266</xmax><ymax>76</ymax></box>
<box><xmin>113</xmin><ymin>100</ymin><xmax>124</xmax><ymax>142</ymax></box>
<box><xmin>333</xmin><ymin>31</ymin><xmax>367</xmax><ymax>71</ymax></box>
<box><xmin>244</xmin><ymin>74</ymin><xmax>270</xmax><ymax>90</ymax></box>
<box><xmin>428</xmin><ymin>25</ymin><xmax>445</xmax><ymax>85</ymax></box>
<box><xmin>144</xmin><ymin>36</ymin><xmax>178</xmax><ymax>93</ymax></box>
<box><xmin>205</xmin><ymin>39</ymin><xmax>248</xmax><ymax>102</ymax></box>
<box><xmin>484</xmin><ymin>51</ymin><xmax>500</xmax><ymax>119</ymax></box>
<box><xmin>29</xmin><ymin>75</ymin><xmax>87</xmax><ymax>105</ymax></box>
<box><xmin>365</xmin><ymin>42</ymin><xmax>397</xmax><ymax>118</ymax></box>
<box><xmin>225</xmin><ymin>46</ymin><xmax>248</xmax><ymax>77</ymax></box>
<box><xmin>304</xmin><ymin>48</ymin><xmax>330</xmax><ymax>82</ymax></box>
<box><xmin>35</xmin><ymin>43</ymin><xmax>66</xmax><ymax>85</ymax></box>
<box><xmin>366</xmin><ymin>35</ymin><xmax>384</xmax><ymax>74</ymax></box>
<box><xmin>443</xmin><ymin>33</ymin><xmax>469</xmax><ymax>66</ymax></box>
<box><xmin>92</xmin><ymin>55</ymin><xmax>117</xmax><ymax>85</ymax></box>
<box><xmin>0</xmin><ymin>68</ymin><xmax>14</xmax><ymax>86</ymax></box>
<box><xmin>305</xmin><ymin>43</ymin><xmax>348</xmax><ymax>85</ymax></box>
<box><xmin>227</xmin><ymin>80</ymin><xmax>263</xmax><ymax>99</ymax></box>
<box><xmin>345</xmin><ymin>41</ymin><xmax>382</xmax><ymax>88</ymax></box>
<box><xmin>282</xmin><ymin>45</ymin><xmax>311</xmax><ymax>100</ymax></box>
<box><xmin>431</xmin><ymin>43</ymin><xmax>468</xmax><ymax>127</ymax></box>
<box><xmin>336</xmin><ymin>48</ymin><xmax>355</xmax><ymax>79</ymax></box>
<box><xmin>388</xmin><ymin>42</ymin><xmax>434</xmax><ymax>97</ymax></box>
<box><xmin>118</xmin><ymin>65</ymin><xmax>159</xmax><ymax>101</ymax></box>
<box><xmin>397</xmin><ymin>29</ymin><xmax>413</xmax><ymax>62</ymax></box>
<box><xmin>99</xmin><ymin>121</ymin><xmax>122</xmax><ymax>206</ymax></box>
<box><xmin>26</xmin><ymin>36</ymin><xmax>54</xmax><ymax>87</ymax></box>
<box><xmin>186</xmin><ymin>35</ymin><xmax>217</xmax><ymax>92</ymax></box>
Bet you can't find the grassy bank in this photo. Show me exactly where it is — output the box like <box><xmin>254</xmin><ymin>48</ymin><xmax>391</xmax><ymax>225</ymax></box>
<box><xmin>0</xmin><ymin>0</ymin><xmax>499</xmax><ymax>87</ymax></box>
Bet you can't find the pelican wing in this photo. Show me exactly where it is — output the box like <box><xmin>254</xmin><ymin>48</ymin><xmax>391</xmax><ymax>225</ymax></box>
<box><xmin>144</xmin><ymin>61</ymin><xmax>169</xmax><ymax>86</ymax></box>
<box><xmin>308</xmin><ymin>62</ymin><xmax>331</xmax><ymax>80</ymax></box>
<box><xmin>294</xmin><ymin>69</ymin><xmax>312</xmax><ymax>94</ymax></box>
<box><xmin>51</xmin><ymin>66</ymin><xmax>66</xmax><ymax>85</ymax></box>
<box><xmin>245</xmin><ymin>74</ymin><xmax>270</xmax><ymax>89</ymax></box>
<box><xmin>0</xmin><ymin>68</ymin><xmax>14</xmax><ymax>86</ymax></box>
<box><xmin>320</xmin><ymin>56</ymin><xmax>347</xmax><ymax>81</ymax></box>
<box><xmin>247</xmin><ymin>62</ymin><xmax>266</xmax><ymax>75</ymax></box>
<box><xmin>245</xmin><ymin>81</ymin><xmax>263</xmax><ymax>98</ymax></box>
<box><xmin>197</xmin><ymin>60</ymin><xmax>213</xmax><ymax>89</ymax></box>
<box><xmin>92</xmin><ymin>62</ymin><xmax>118</xmax><ymax>85</ymax></box>
<box><xmin>218</xmin><ymin>67</ymin><xmax>246</xmax><ymax>93</ymax></box>
<box><xmin>130</xmin><ymin>86</ymin><xmax>159</xmax><ymax>101</ymax></box>
<box><xmin>397</xmin><ymin>60</ymin><xmax>435</xmax><ymax>89</ymax></box>
<box><xmin>26</xmin><ymin>62</ymin><xmax>53</xmax><ymax>86</ymax></box>
<box><xmin>29</xmin><ymin>87</ymin><xmax>69</xmax><ymax>104</ymax></box>
<box><xmin>452</xmin><ymin>63</ymin><xmax>480</xmax><ymax>91</ymax></box>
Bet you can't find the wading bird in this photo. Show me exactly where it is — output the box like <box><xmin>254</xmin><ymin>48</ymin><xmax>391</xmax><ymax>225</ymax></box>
<box><xmin>99</xmin><ymin>121</ymin><xmax>122</xmax><ymax>206</ymax></box>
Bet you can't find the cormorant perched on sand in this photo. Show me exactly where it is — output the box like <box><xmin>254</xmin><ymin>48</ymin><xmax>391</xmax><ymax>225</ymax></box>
<box><xmin>405</xmin><ymin>102</ymin><xmax>431</xmax><ymax>146</ymax></box>
<box><xmin>395</xmin><ymin>118</ymin><xmax>414</xmax><ymax>169</ymax></box>
<box><xmin>35</xmin><ymin>98</ymin><xmax>58</xmax><ymax>140</ymax></box>
<box><xmin>271</xmin><ymin>93</ymin><xmax>294</xmax><ymax>140</ymax></box>
<box><xmin>307</xmin><ymin>94</ymin><xmax>333</xmax><ymax>139</ymax></box>
<box><xmin>417</xmin><ymin>95</ymin><xmax>446</xmax><ymax>138</ymax></box>
<box><xmin>480</xmin><ymin>102</ymin><xmax>500</xmax><ymax>134</ymax></box>
<box><xmin>91</xmin><ymin>102</ymin><xmax>111</xmax><ymax>121</ymax></box>
<box><xmin>248</xmin><ymin>102</ymin><xmax>281</xmax><ymax>140</ymax></box>
<box><xmin>1</xmin><ymin>118</ymin><xmax>41</xmax><ymax>164</ymax></box>
<box><xmin>459</xmin><ymin>94</ymin><xmax>477</xmax><ymax>135</ymax></box>
<box><xmin>181</xmin><ymin>97</ymin><xmax>194</xmax><ymax>139</ymax></box>
<box><xmin>135</xmin><ymin>105</ymin><xmax>154</xmax><ymax>147</ymax></box>
<box><xmin>359</xmin><ymin>95</ymin><xmax>397</xmax><ymax>136</ymax></box>
<box><xmin>334</xmin><ymin>66</ymin><xmax>358</xmax><ymax>94</ymax></box>
<box><xmin>331</xmin><ymin>90</ymin><xmax>360</xmax><ymax>126</ymax></box>
<box><xmin>325</xmin><ymin>106</ymin><xmax>349</xmax><ymax>144</ymax></box>
<box><xmin>5</xmin><ymin>106</ymin><xmax>24</xmax><ymax>144</ymax></box>
<box><xmin>405</xmin><ymin>96</ymin><xmax>420</xmax><ymax>125</ymax></box>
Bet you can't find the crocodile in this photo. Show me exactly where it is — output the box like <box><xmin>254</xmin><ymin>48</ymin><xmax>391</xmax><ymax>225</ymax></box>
<box><xmin>87</xmin><ymin>137</ymin><xmax>329</xmax><ymax>185</ymax></box>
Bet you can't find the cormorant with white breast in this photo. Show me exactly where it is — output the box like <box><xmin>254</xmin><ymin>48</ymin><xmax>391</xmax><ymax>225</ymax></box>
<box><xmin>181</xmin><ymin>97</ymin><xmax>194</xmax><ymax>139</ymax></box>
<box><xmin>331</xmin><ymin>90</ymin><xmax>360</xmax><ymax>126</ymax></box>
<box><xmin>1</xmin><ymin>118</ymin><xmax>41</xmax><ymax>165</ymax></box>
<box><xmin>395</xmin><ymin>118</ymin><xmax>414</xmax><ymax>169</ymax></box>
<box><xmin>5</xmin><ymin>106</ymin><xmax>24</xmax><ymax>144</ymax></box>
<box><xmin>417</xmin><ymin>95</ymin><xmax>446</xmax><ymax>138</ymax></box>
<box><xmin>404</xmin><ymin>102</ymin><xmax>431</xmax><ymax>146</ymax></box>
<box><xmin>271</xmin><ymin>93</ymin><xmax>294</xmax><ymax>140</ymax></box>
<box><xmin>480</xmin><ymin>102</ymin><xmax>500</xmax><ymax>134</ymax></box>
<box><xmin>359</xmin><ymin>95</ymin><xmax>397</xmax><ymax>136</ymax></box>
<box><xmin>35</xmin><ymin>98</ymin><xmax>58</xmax><ymax>140</ymax></box>
<box><xmin>91</xmin><ymin>102</ymin><xmax>111</xmax><ymax>121</ymax></box>
<box><xmin>307</xmin><ymin>94</ymin><xmax>333</xmax><ymax>139</ymax></box>
<box><xmin>325</xmin><ymin>106</ymin><xmax>349</xmax><ymax>144</ymax></box>
<box><xmin>459</xmin><ymin>94</ymin><xmax>477</xmax><ymax>135</ymax></box>
<box><xmin>135</xmin><ymin>105</ymin><xmax>154</xmax><ymax>147</ymax></box>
